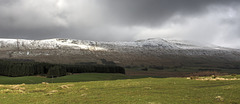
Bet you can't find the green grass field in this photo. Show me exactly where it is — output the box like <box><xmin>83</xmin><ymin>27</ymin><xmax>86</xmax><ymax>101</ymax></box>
<box><xmin>0</xmin><ymin>73</ymin><xmax>136</xmax><ymax>84</ymax></box>
<box><xmin>0</xmin><ymin>73</ymin><xmax>240</xmax><ymax>104</ymax></box>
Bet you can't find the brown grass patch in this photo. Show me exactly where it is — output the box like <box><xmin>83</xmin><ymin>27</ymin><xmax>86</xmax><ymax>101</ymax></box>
<box><xmin>46</xmin><ymin>90</ymin><xmax>58</xmax><ymax>96</ymax></box>
<box><xmin>42</xmin><ymin>82</ymin><xmax>49</xmax><ymax>85</ymax></box>
<box><xmin>187</xmin><ymin>76</ymin><xmax>240</xmax><ymax>81</ymax></box>
<box><xmin>30</xmin><ymin>88</ymin><xmax>47</xmax><ymax>93</ymax></box>
<box><xmin>58</xmin><ymin>84</ymin><xmax>74</xmax><ymax>89</ymax></box>
<box><xmin>188</xmin><ymin>71</ymin><xmax>228</xmax><ymax>77</ymax></box>
<box><xmin>0</xmin><ymin>84</ymin><xmax>26</xmax><ymax>93</ymax></box>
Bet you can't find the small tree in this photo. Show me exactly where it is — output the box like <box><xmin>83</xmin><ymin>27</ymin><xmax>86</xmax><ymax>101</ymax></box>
<box><xmin>47</xmin><ymin>66</ymin><xmax>61</xmax><ymax>78</ymax></box>
<box><xmin>141</xmin><ymin>67</ymin><xmax>148</xmax><ymax>71</ymax></box>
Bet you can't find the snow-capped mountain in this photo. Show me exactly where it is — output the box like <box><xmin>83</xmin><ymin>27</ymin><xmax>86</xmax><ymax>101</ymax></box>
<box><xmin>0</xmin><ymin>38</ymin><xmax>240</xmax><ymax>67</ymax></box>
<box><xmin>0</xmin><ymin>38</ymin><xmax>106</xmax><ymax>51</ymax></box>
<box><xmin>0</xmin><ymin>38</ymin><xmax>235</xmax><ymax>51</ymax></box>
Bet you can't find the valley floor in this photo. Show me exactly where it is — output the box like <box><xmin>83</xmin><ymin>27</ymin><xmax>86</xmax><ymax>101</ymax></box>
<box><xmin>0</xmin><ymin>74</ymin><xmax>240</xmax><ymax>104</ymax></box>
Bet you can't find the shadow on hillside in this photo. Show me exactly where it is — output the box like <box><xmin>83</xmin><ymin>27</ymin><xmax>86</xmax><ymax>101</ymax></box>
<box><xmin>1</xmin><ymin>69</ymin><xmax>238</xmax><ymax>84</ymax></box>
<box><xmin>0</xmin><ymin>73</ymin><xmax>168</xmax><ymax>85</ymax></box>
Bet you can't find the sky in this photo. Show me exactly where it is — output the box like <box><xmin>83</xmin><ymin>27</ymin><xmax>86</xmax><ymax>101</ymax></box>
<box><xmin>0</xmin><ymin>0</ymin><xmax>240</xmax><ymax>48</ymax></box>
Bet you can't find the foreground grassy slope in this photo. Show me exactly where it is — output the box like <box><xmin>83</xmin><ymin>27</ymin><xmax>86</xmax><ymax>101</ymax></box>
<box><xmin>1</xmin><ymin>74</ymin><xmax>240</xmax><ymax>104</ymax></box>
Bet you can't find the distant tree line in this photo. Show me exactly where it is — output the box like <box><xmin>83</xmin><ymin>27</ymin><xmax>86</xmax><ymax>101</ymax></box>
<box><xmin>0</xmin><ymin>59</ymin><xmax>125</xmax><ymax>77</ymax></box>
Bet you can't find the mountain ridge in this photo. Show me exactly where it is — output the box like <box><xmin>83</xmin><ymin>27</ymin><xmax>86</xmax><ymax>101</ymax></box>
<box><xmin>0</xmin><ymin>38</ymin><xmax>240</xmax><ymax>68</ymax></box>
<box><xmin>0</xmin><ymin>38</ymin><xmax>237</xmax><ymax>50</ymax></box>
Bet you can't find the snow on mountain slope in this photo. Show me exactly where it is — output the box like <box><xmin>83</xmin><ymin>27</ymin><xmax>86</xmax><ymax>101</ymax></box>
<box><xmin>0</xmin><ymin>38</ymin><xmax>107</xmax><ymax>51</ymax></box>
<box><xmin>102</xmin><ymin>38</ymin><xmax>177</xmax><ymax>48</ymax></box>
<box><xmin>167</xmin><ymin>39</ymin><xmax>229</xmax><ymax>50</ymax></box>
<box><xmin>0</xmin><ymin>38</ymin><xmax>238</xmax><ymax>53</ymax></box>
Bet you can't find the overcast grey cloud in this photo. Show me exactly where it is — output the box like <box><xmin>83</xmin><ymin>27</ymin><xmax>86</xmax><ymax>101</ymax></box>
<box><xmin>0</xmin><ymin>0</ymin><xmax>240</xmax><ymax>48</ymax></box>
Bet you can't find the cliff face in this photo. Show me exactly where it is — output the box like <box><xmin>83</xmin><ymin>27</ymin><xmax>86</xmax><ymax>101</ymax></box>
<box><xmin>0</xmin><ymin>38</ymin><xmax>240</xmax><ymax>67</ymax></box>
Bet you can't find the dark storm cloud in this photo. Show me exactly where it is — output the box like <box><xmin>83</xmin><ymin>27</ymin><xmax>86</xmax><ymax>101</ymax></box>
<box><xmin>100</xmin><ymin>0</ymin><xmax>239</xmax><ymax>26</ymax></box>
<box><xmin>0</xmin><ymin>0</ymin><xmax>240</xmax><ymax>47</ymax></box>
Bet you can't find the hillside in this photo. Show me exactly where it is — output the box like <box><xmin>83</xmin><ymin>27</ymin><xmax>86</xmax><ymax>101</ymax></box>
<box><xmin>0</xmin><ymin>38</ymin><xmax>240</xmax><ymax>68</ymax></box>
<box><xmin>0</xmin><ymin>74</ymin><xmax>240</xmax><ymax>104</ymax></box>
